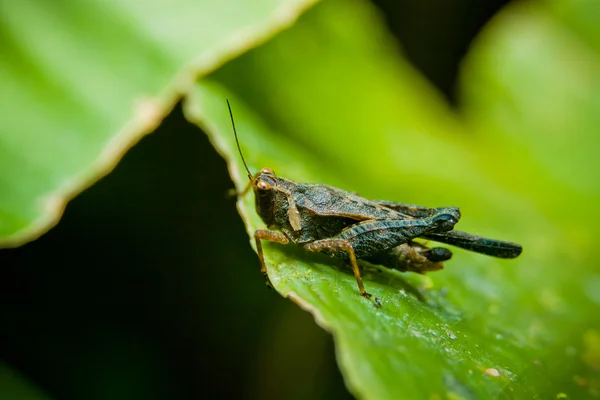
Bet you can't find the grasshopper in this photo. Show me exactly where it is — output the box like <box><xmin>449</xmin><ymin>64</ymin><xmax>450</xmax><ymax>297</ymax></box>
<box><xmin>227</xmin><ymin>100</ymin><xmax>522</xmax><ymax>305</ymax></box>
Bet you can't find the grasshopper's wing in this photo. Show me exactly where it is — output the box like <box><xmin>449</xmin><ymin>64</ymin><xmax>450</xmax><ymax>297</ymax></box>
<box><xmin>292</xmin><ymin>184</ymin><xmax>404</xmax><ymax>221</ymax></box>
<box><xmin>371</xmin><ymin>200</ymin><xmax>452</xmax><ymax>218</ymax></box>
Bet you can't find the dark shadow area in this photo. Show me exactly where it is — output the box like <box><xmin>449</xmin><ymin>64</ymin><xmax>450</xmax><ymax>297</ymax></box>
<box><xmin>0</xmin><ymin>104</ymin><xmax>352</xmax><ymax>400</ymax></box>
<box><xmin>372</xmin><ymin>0</ymin><xmax>511</xmax><ymax>104</ymax></box>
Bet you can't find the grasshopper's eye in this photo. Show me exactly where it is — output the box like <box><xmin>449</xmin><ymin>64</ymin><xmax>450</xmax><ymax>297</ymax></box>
<box><xmin>257</xmin><ymin>180</ymin><xmax>271</xmax><ymax>191</ymax></box>
<box><xmin>261</xmin><ymin>168</ymin><xmax>274</xmax><ymax>175</ymax></box>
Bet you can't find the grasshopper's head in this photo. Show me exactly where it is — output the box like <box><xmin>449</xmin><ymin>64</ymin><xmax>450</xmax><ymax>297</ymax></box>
<box><xmin>227</xmin><ymin>99</ymin><xmax>279</xmax><ymax>225</ymax></box>
<box><xmin>250</xmin><ymin>167</ymin><xmax>279</xmax><ymax>225</ymax></box>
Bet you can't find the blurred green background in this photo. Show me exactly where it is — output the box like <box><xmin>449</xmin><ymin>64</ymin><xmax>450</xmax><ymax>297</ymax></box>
<box><xmin>2</xmin><ymin>0</ymin><xmax>599</xmax><ymax>399</ymax></box>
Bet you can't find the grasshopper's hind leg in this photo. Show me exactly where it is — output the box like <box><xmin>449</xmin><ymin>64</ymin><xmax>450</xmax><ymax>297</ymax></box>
<box><xmin>255</xmin><ymin>230</ymin><xmax>289</xmax><ymax>288</ymax></box>
<box><xmin>304</xmin><ymin>239</ymin><xmax>381</xmax><ymax>306</ymax></box>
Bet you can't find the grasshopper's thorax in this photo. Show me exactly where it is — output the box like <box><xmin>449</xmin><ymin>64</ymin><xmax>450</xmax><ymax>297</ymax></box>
<box><xmin>251</xmin><ymin>168</ymin><xmax>281</xmax><ymax>227</ymax></box>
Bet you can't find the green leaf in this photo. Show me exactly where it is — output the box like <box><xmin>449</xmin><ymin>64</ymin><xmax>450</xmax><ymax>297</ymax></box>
<box><xmin>0</xmin><ymin>0</ymin><xmax>317</xmax><ymax>247</ymax></box>
<box><xmin>186</xmin><ymin>0</ymin><xmax>600</xmax><ymax>398</ymax></box>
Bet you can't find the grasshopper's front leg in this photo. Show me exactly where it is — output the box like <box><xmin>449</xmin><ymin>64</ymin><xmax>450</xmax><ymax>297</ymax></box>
<box><xmin>255</xmin><ymin>230</ymin><xmax>289</xmax><ymax>288</ymax></box>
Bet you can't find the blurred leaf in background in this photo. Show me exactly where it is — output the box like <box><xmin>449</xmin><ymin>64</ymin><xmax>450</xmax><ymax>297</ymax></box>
<box><xmin>0</xmin><ymin>0</ymin><xmax>315</xmax><ymax>246</ymax></box>
<box><xmin>1</xmin><ymin>0</ymin><xmax>599</xmax><ymax>399</ymax></box>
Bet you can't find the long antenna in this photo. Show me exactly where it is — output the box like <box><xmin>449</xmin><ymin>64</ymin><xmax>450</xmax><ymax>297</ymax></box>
<box><xmin>227</xmin><ymin>99</ymin><xmax>252</xmax><ymax>180</ymax></box>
